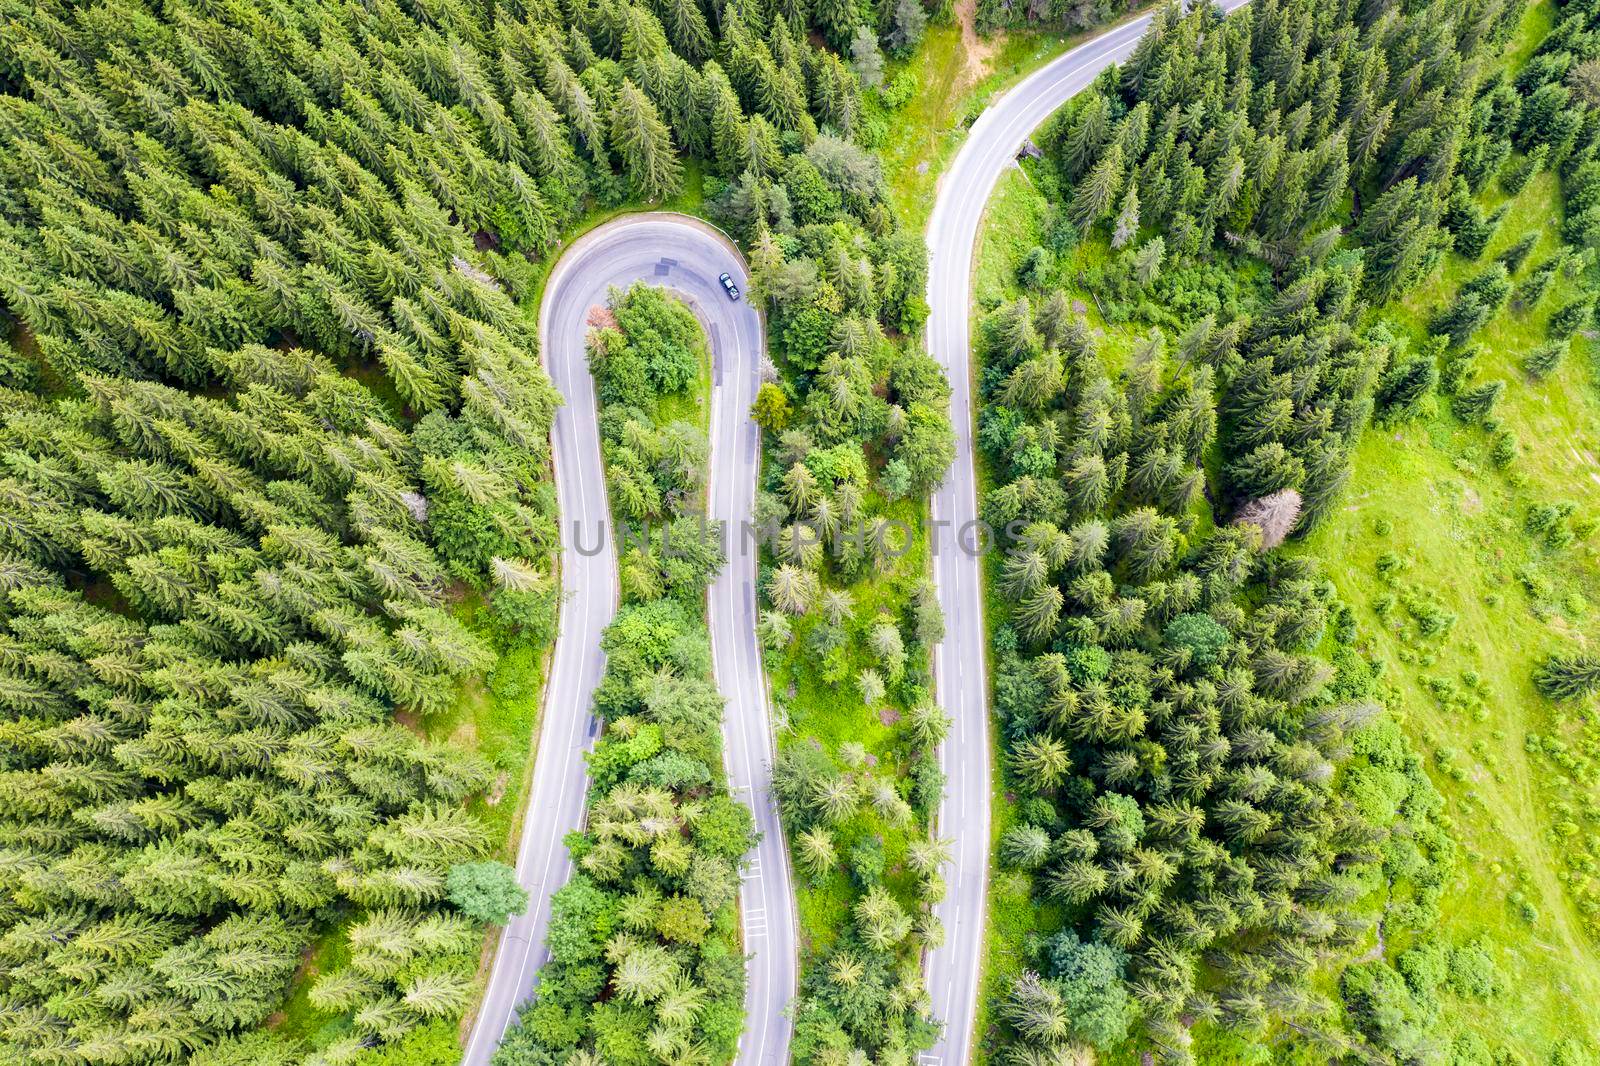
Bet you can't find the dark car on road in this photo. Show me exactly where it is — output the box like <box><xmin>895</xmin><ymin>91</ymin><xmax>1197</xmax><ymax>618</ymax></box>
<box><xmin>719</xmin><ymin>271</ymin><xmax>741</xmax><ymax>301</ymax></box>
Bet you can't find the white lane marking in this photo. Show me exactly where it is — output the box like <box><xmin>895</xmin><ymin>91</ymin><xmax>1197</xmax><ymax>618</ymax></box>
<box><xmin>684</xmin><ymin>234</ymin><xmax>788</xmax><ymax>1066</ymax></box>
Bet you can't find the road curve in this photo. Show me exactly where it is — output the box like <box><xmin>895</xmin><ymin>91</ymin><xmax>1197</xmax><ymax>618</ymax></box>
<box><xmin>920</xmin><ymin>3</ymin><xmax>1250</xmax><ymax>1061</ymax></box>
<box><xmin>462</xmin><ymin>215</ymin><xmax>797</xmax><ymax>1066</ymax></box>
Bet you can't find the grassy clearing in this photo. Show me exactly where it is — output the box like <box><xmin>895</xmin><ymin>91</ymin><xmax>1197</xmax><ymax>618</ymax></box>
<box><xmin>974</xmin><ymin>166</ymin><xmax>1052</xmax><ymax>310</ymax></box>
<box><xmin>973</xmin><ymin>161</ymin><xmax>1158</xmax><ymax>372</ymax></box>
<box><xmin>1291</xmin><ymin>158</ymin><xmax>1600</xmax><ymax>1057</ymax></box>
<box><xmin>430</xmin><ymin>622</ymin><xmax>554</xmax><ymax>854</ymax></box>
<box><xmin>881</xmin><ymin>7</ymin><xmax>1162</xmax><ymax>231</ymax></box>
<box><xmin>1503</xmin><ymin>0</ymin><xmax>1557</xmax><ymax>68</ymax></box>
<box><xmin>273</xmin><ymin>930</ymin><xmax>356</xmax><ymax>1048</ymax></box>
<box><xmin>1295</xmin><ymin>423</ymin><xmax>1600</xmax><ymax>1052</ymax></box>
<box><xmin>881</xmin><ymin>26</ymin><xmax>1076</xmax><ymax>228</ymax></box>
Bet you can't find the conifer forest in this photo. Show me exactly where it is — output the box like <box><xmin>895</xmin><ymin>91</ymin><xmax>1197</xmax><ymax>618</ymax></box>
<box><xmin>4</xmin><ymin>0</ymin><xmax>1600</xmax><ymax>1063</ymax></box>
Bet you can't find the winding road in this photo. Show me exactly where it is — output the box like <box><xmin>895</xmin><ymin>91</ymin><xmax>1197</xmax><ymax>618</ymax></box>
<box><xmin>921</xmin><ymin>3</ymin><xmax>1249</xmax><ymax>1061</ymax></box>
<box><xmin>463</xmin><ymin>216</ymin><xmax>797</xmax><ymax>1066</ymax></box>
<box><xmin>467</xmin><ymin>4</ymin><xmax>1253</xmax><ymax>1063</ymax></box>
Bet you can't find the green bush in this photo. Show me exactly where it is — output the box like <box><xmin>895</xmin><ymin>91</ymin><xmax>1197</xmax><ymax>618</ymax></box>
<box><xmin>1162</xmin><ymin>612</ymin><xmax>1230</xmax><ymax>666</ymax></box>
<box><xmin>447</xmin><ymin>861</ymin><xmax>531</xmax><ymax>925</ymax></box>
<box><xmin>1446</xmin><ymin>938</ymin><xmax>1501</xmax><ymax>1000</ymax></box>
<box><xmin>1033</xmin><ymin>930</ymin><xmax>1134</xmax><ymax>1048</ymax></box>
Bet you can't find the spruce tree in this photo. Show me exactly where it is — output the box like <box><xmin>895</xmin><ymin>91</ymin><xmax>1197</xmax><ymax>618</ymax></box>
<box><xmin>609</xmin><ymin>78</ymin><xmax>684</xmax><ymax>202</ymax></box>
<box><xmin>1535</xmin><ymin>652</ymin><xmax>1600</xmax><ymax>701</ymax></box>
<box><xmin>1070</xmin><ymin>143</ymin><xmax>1125</xmax><ymax>232</ymax></box>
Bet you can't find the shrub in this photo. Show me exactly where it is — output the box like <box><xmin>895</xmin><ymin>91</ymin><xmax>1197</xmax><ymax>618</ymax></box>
<box><xmin>1163</xmin><ymin>612</ymin><xmax>1230</xmax><ymax>666</ymax></box>
<box><xmin>1490</xmin><ymin>430</ymin><xmax>1519</xmax><ymax>466</ymax></box>
<box><xmin>1446</xmin><ymin>939</ymin><xmax>1501</xmax><ymax>1000</ymax></box>
<box><xmin>447</xmin><ymin>861</ymin><xmax>531</xmax><ymax>924</ymax></box>
<box><xmin>1340</xmin><ymin>961</ymin><xmax>1433</xmax><ymax>1060</ymax></box>
<box><xmin>753</xmin><ymin>383</ymin><xmax>793</xmax><ymax>432</ymax></box>
<box><xmin>1034</xmin><ymin>930</ymin><xmax>1134</xmax><ymax>1048</ymax></box>
<box><xmin>1060</xmin><ymin>642</ymin><xmax>1113</xmax><ymax>683</ymax></box>
<box><xmin>1526</xmin><ymin>501</ymin><xmax>1577</xmax><ymax>549</ymax></box>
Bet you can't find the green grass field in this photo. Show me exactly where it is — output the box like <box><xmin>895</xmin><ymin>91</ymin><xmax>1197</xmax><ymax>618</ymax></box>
<box><xmin>1292</xmin><ymin>158</ymin><xmax>1600</xmax><ymax>1057</ymax></box>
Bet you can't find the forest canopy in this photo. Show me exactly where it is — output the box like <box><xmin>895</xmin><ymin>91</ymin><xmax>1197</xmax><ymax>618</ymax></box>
<box><xmin>0</xmin><ymin>0</ymin><xmax>945</xmax><ymax>1055</ymax></box>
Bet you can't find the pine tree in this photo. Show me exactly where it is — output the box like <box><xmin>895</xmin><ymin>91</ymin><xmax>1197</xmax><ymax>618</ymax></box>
<box><xmin>651</xmin><ymin>0</ymin><xmax>714</xmax><ymax>62</ymax></box>
<box><xmin>1232</xmin><ymin>489</ymin><xmax>1303</xmax><ymax>550</ymax></box>
<box><xmin>849</xmin><ymin>26</ymin><xmax>885</xmax><ymax>90</ymax></box>
<box><xmin>1062</xmin><ymin>92</ymin><xmax>1113</xmax><ymax>182</ymax></box>
<box><xmin>1375</xmin><ymin>351</ymin><xmax>1439</xmax><ymax>420</ymax></box>
<box><xmin>609</xmin><ymin>79</ymin><xmax>683</xmax><ymax>202</ymax></box>
<box><xmin>1225</xmin><ymin>442</ymin><xmax>1305</xmax><ymax>500</ymax></box>
<box><xmin>1535</xmin><ymin>652</ymin><xmax>1600</xmax><ymax>701</ymax></box>
<box><xmin>1012</xmin><ymin>734</ymin><xmax>1071</xmax><ymax>790</ymax></box>
<box><xmin>1549</xmin><ymin>297</ymin><xmax>1594</xmax><ymax>340</ymax></box>
<box><xmin>797</xmin><ymin>826</ymin><xmax>837</xmax><ymax>878</ymax></box>
<box><xmin>1000</xmin><ymin>824</ymin><xmax>1052</xmax><ymax>869</ymax></box>
<box><xmin>1452</xmin><ymin>379</ymin><xmax>1504</xmax><ymax>424</ymax></box>
<box><xmin>1130</xmin><ymin>237</ymin><xmax>1165</xmax><ymax>287</ymax></box>
<box><xmin>1112</xmin><ymin>187</ymin><xmax>1141</xmax><ymax>249</ymax></box>
<box><xmin>767</xmin><ymin>564</ymin><xmax>819</xmax><ymax>615</ymax></box>
<box><xmin>886</xmin><ymin>0</ymin><xmax>928</xmax><ymax>56</ymax></box>
<box><xmin>1523</xmin><ymin>340</ymin><xmax>1568</xmax><ymax>380</ymax></box>
<box><xmin>814</xmin><ymin>0</ymin><xmax>859</xmax><ymax>49</ymax></box>
<box><xmin>1070</xmin><ymin>144</ymin><xmax>1125</xmax><ymax>232</ymax></box>
<box><xmin>1496</xmin><ymin>232</ymin><xmax>1539</xmax><ymax>275</ymax></box>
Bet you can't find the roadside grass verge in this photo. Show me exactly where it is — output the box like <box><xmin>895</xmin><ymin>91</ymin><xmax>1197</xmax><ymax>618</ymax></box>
<box><xmin>881</xmin><ymin>8</ymin><xmax>1165</xmax><ymax>231</ymax></box>
<box><xmin>881</xmin><ymin>27</ymin><xmax>1080</xmax><ymax>229</ymax></box>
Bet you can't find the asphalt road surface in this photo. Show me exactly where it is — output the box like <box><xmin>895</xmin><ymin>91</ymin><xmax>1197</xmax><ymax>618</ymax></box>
<box><xmin>462</xmin><ymin>215</ymin><xmax>796</xmax><ymax>1066</ymax></box>
<box><xmin>920</xmin><ymin>3</ymin><xmax>1250</xmax><ymax>1061</ymax></box>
